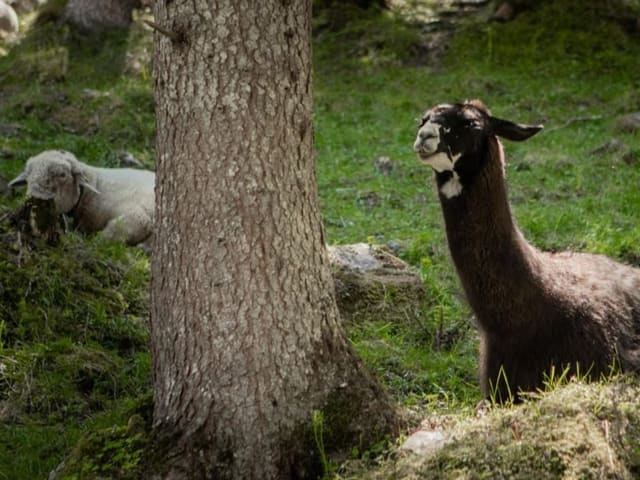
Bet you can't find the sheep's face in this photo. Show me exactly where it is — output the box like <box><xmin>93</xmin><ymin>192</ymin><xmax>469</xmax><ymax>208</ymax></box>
<box><xmin>414</xmin><ymin>101</ymin><xmax>543</xmax><ymax>198</ymax></box>
<box><xmin>10</xmin><ymin>151</ymin><xmax>84</xmax><ymax>215</ymax></box>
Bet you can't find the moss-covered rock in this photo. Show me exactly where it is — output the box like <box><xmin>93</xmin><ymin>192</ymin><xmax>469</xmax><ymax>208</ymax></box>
<box><xmin>368</xmin><ymin>378</ymin><xmax>640</xmax><ymax>479</ymax></box>
<box><xmin>330</xmin><ymin>243</ymin><xmax>427</xmax><ymax>324</ymax></box>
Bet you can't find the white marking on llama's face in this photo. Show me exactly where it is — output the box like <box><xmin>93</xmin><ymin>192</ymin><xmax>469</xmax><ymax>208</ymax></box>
<box><xmin>421</xmin><ymin>151</ymin><xmax>462</xmax><ymax>173</ymax></box>
<box><xmin>414</xmin><ymin>120</ymin><xmax>464</xmax><ymax>197</ymax></box>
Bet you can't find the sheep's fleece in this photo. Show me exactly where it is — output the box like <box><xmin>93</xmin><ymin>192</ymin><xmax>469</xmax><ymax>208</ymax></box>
<box><xmin>9</xmin><ymin>150</ymin><xmax>155</xmax><ymax>245</ymax></box>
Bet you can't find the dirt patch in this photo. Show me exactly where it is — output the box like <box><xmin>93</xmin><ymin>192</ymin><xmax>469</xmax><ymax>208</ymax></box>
<box><xmin>390</xmin><ymin>0</ymin><xmax>491</xmax><ymax>67</ymax></box>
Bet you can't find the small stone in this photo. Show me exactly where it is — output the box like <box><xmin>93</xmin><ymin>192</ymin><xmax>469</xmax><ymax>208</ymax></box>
<box><xmin>0</xmin><ymin>123</ymin><xmax>22</xmax><ymax>137</ymax></box>
<box><xmin>374</xmin><ymin>156</ymin><xmax>394</xmax><ymax>176</ymax></box>
<box><xmin>590</xmin><ymin>139</ymin><xmax>625</xmax><ymax>156</ymax></box>
<box><xmin>400</xmin><ymin>429</ymin><xmax>448</xmax><ymax>455</ymax></box>
<box><xmin>622</xmin><ymin>150</ymin><xmax>638</xmax><ymax>166</ymax></box>
<box><xmin>615</xmin><ymin>112</ymin><xmax>640</xmax><ymax>133</ymax></box>
<box><xmin>386</xmin><ymin>240</ymin><xmax>403</xmax><ymax>256</ymax></box>
<box><xmin>82</xmin><ymin>88</ymin><xmax>111</xmax><ymax>100</ymax></box>
<box><xmin>47</xmin><ymin>460</ymin><xmax>66</xmax><ymax>480</ymax></box>
<box><xmin>356</xmin><ymin>191</ymin><xmax>381</xmax><ymax>209</ymax></box>
<box><xmin>324</xmin><ymin>217</ymin><xmax>354</xmax><ymax>228</ymax></box>
<box><xmin>0</xmin><ymin>149</ymin><xmax>15</xmax><ymax>159</ymax></box>
<box><xmin>492</xmin><ymin>2</ymin><xmax>515</xmax><ymax>22</ymax></box>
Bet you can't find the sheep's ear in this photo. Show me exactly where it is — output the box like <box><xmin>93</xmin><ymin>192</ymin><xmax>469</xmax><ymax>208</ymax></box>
<box><xmin>489</xmin><ymin>117</ymin><xmax>543</xmax><ymax>142</ymax></box>
<box><xmin>8</xmin><ymin>171</ymin><xmax>28</xmax><ymax>188</ymax></box>
<box><xmin>68</xmin><ymin>158</ymin><xmax>101</xmax><ymax>195</ymax></box>
<box><xmin>79</xmin><ymin>179</ymin><xmax>100</xmax><ymax>195</ymax></box>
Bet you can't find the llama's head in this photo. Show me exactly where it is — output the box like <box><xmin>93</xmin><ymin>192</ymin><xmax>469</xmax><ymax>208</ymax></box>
<box><xmin>413</xmin><ymin>100</ymin><xmax>542</xmax><ymax>198</ymax></box>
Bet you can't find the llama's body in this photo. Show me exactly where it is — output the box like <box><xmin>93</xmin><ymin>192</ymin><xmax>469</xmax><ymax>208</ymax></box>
<box><xmin>415</xmin><ymin>100</ymin><xmax>640</xmax><ymax>401</ymax></box>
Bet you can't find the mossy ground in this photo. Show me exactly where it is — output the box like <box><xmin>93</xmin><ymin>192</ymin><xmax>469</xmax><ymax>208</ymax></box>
<box><xmin>367</xmin><ymin>377</ymin><xmax>640</xmax><ymax>479</ymax></box>
<box><xmin>0</xmin><ymin>225</ymin><xmax>151</xmax><ymax>478</ymax></box>
<box><xmin>1</xmin><ymin>0</ymin><xmax>640</xmax><ymax>478</ymax></box>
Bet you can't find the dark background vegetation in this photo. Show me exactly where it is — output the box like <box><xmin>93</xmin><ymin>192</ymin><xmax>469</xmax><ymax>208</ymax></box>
<box><xmin>0</xmin><ymin>0</ymin><xmax>639</xmax><ymax>478</ymax></box>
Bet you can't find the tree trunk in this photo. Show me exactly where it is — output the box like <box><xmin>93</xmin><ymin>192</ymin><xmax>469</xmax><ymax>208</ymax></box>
<box><xmin>148</xmin><ymin>1</ymin><xmax>399</xmax><ymax>479</ymax></box>
<box><xmin>63</xmin><ymin>0</ymin><xmax>140</xmax><ymax>33</ymax></box>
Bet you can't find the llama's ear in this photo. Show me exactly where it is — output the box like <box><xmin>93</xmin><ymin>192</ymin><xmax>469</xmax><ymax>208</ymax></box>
<box><xmin>489</xmin><ymin>117</ymin><xmax>543</xmax><ymax>142</ymax></box>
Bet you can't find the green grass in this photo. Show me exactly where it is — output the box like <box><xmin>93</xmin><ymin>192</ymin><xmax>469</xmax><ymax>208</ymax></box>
<box><xmin>313</xmin><ymin>0</ymin><xmax>640</xmax><ymax>421</ymax></box>
<box><xmin>0</xmin><ymin>232</ymin><xmax>151</xmax><ymax>479</ymax></box>
<box><xmin>1</xmin><ymin>0</ymin><xmax>640</xmax><ymax>477</ymax></box>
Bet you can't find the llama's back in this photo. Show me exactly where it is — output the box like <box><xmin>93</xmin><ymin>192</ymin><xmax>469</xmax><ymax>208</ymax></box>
<box><xmin>540</xmin><ymin>250</ymin><xmax>640</xmax><ymax>372</ymax></box>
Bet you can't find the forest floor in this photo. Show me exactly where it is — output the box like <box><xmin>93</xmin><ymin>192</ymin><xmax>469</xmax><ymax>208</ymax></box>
<box><xmin>1</xmin><ymin>0</ymin><xmax>640</xmax><ymax>478</ymax></box>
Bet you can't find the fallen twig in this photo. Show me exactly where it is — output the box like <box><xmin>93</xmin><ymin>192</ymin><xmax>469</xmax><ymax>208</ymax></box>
<box><xmin>144</xmin><ymin>20</ymin><xmax>182</xmax><ymax>43</ymax></box>
<box><xmin>545</xmin><ymin>115</ymin><xmax>603</xmax><ymax>133</ymax></box>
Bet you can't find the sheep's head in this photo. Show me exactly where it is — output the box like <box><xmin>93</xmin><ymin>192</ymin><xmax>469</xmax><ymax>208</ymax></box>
<box><xmin>414</xmin><ymin>100</ymin><xmax>542</xmax><ymax>198</ymax></box>
<box><xmin>9</xmin><ymin>150</ymin><xmax>98</xmax><ymax>215</ymax></box>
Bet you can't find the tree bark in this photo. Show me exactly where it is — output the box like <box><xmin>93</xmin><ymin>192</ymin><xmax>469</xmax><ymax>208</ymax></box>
<box><xmin>149</xmin><ymin>1</ymin><xmax>399</xmax><ymax>479</ymax></box>
<box><xmin>63</xmin><ymin>0</ymin><xmax>140</xmax><ymax>33</ymax></box>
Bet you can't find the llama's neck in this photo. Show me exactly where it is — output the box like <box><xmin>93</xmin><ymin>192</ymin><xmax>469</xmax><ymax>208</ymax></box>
<box><xmin>437</xmin><ymin>138</ymin><xmax>542</xmax><ymax>333</ymax></box>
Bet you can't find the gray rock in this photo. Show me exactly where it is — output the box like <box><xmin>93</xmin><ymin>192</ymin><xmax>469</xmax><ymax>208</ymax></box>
<box><xmin>0</xmin><ymin>149</ymin><xmax>15</xmax><ymax>160</ymax></box>
<box><xmin>81</xmin><ymin>88</ymin><xmax>111</xmax><ymax>100</ymax></box>
<box><xmin>492</xmin><ymin>2</ymin><xmax>515</xmax><ymax>22</ymax></box>
<box><xmin>386</xmin><ymin>239</ymin><xmax>404</xmax><ymax>256</ymax></box>
<box><xmin>400</xmin><ymin>429</ymin><xmax>449</xmax><ymax>455</ymax></box>
<box><xmin>356</xmin><ymin>191</ymin><xmax>381</xmax><ymax>209</ymax></box>
<box><xmin>615</xmin><ymin>112</ymin><xmax>640</xmax><ymax>133</ymax></box>
<box><xmin>590</xmin><ymin>139</ymin><xmax>625</xmax><ymax>156</ymax></box>
<box><xmin>328</xmin><ymin>243</ymin><xmax>427</xmax><ymax>324</ymax></box>
<box><xmin>374</xmin><ymin>156</ymin><xmax>394</xmax><ymax>176</ymax></box>
<box><xmin>328</xmin><ymin>243</ymin><xmax>385</xmax><ymax>272</ymax></box>
<box><xmin>0</xmin><ymin>123</ymin><xmax>22</xmax><ymax>137</ymax></box>
<box><xmin>622</xmin><ymin>150</ymin><xmax>638</xmax><ymax>166</ymax></box>
<box><xmin>48</xmin><ymin>459</ymin><xmax>66</xmax><ymax>480</ymax></box>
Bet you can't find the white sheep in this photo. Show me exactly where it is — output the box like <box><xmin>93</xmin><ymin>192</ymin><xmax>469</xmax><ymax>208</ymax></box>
<box><xmin>414</xmin><ymin>99</ymin><xmax>640</xmax><ymax>402</ymax></box>
<box><xmin>9</xmin><ymin>150</ymin><xmax>155</xmax><ymax>245</ymax></box>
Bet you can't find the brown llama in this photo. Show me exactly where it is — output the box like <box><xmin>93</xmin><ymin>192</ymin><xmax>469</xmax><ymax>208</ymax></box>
<box><xmin>413</xmin><ymin>99</ymin><xmax>640</xmax><ymax>402</ymax></box>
